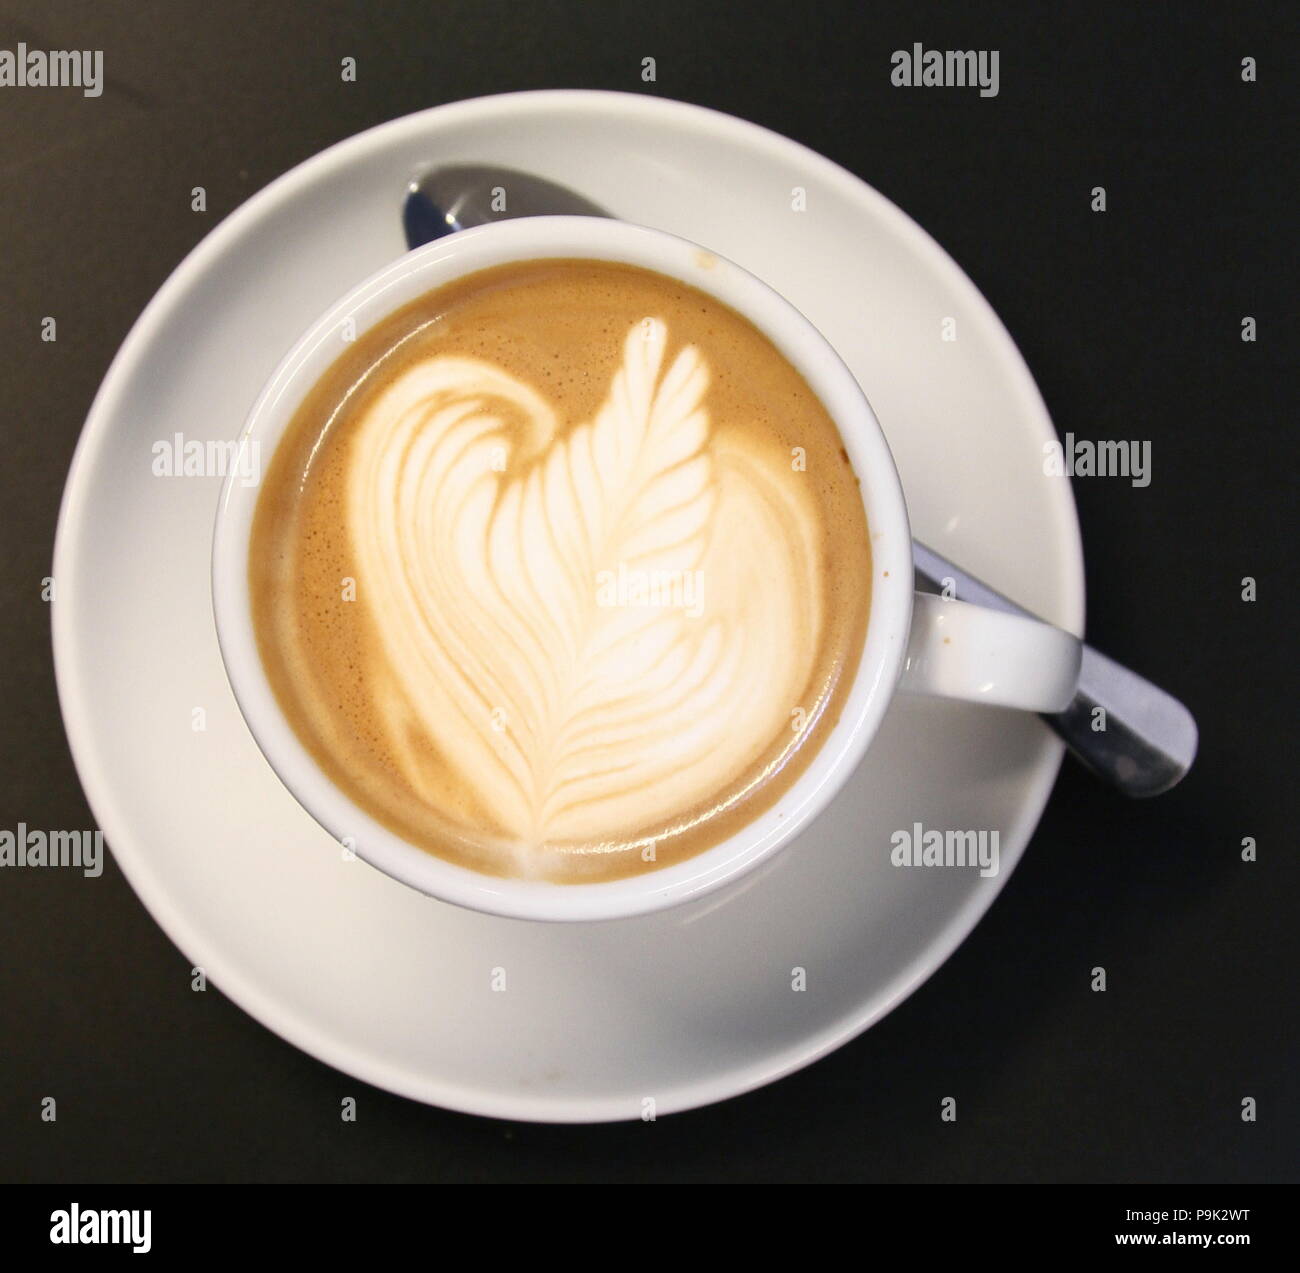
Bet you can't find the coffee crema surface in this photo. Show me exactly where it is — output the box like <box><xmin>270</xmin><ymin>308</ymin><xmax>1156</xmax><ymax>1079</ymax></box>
<box><xmin>249</xmin><ymin>259</ymin><xmax>871</xmax><ymax>882</ymax></box>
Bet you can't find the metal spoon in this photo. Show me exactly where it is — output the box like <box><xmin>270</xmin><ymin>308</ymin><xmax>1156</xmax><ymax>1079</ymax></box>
<box><xmin>404</xmin><ymin>165</ymin><xmax>607</xmax><ymax>244</ymax></box>
<box><xmin>403</xmin><ymin>167</ymin><xmax>1197</xmax><ymax>795</ymax></box>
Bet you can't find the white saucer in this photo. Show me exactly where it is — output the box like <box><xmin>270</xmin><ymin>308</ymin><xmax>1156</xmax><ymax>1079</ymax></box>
<box><xmin>53</xmin><ymin>90</ymin><xmax>1083</xmax><ymax>1123</ymax></box>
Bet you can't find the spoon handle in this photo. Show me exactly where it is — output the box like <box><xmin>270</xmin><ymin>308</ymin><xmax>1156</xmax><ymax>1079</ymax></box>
<box><xmin>912</xmin><ymin>542</ymin><xmax>1197</xmax><ymax>796</ymax></box>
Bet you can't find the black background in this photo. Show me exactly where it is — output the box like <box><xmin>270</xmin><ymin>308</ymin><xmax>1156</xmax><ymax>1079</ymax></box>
<box><xmin>1</xmin><ymin>1</ymin><xmax>1294</xmax><ymax>1183</ymax></box>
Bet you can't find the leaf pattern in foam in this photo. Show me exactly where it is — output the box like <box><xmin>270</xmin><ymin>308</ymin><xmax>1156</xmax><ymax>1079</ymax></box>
<box><xmin>348</xmin><ymin>317</ymin><xmax>822</xmax><ymax>856</ymax></box>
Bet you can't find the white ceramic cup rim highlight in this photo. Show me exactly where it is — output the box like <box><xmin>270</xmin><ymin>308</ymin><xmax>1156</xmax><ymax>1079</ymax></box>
<box><xmin>212</xmin><ymin>216</ymin><xmax>915</xmax><ymax>922</ymax></box>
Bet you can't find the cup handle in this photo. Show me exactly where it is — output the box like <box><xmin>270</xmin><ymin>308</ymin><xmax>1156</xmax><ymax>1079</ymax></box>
<box><xmin>900</xmin><ymin>592</ymin><xmax>1082</xmax><ymax>713</ymax></box>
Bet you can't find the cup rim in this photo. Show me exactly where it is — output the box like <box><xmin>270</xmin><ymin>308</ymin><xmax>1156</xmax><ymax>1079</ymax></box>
<box><xmin>211</xmin><ymin>215</ymin><xmax>914</xmax><ymax>921</ymax></box>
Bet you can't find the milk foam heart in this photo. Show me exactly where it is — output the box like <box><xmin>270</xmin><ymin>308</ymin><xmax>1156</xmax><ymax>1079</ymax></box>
<box><xmin>347</xmin><ymin>318</ymin><xmax>822</xmax><ymax>867</ymax></box>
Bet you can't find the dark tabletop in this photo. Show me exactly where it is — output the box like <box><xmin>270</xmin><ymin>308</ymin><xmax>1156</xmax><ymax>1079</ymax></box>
<box><xmin>0</xmin><ymin>0</ymin><xmax>1294</xmax><ymax>1183</ymax></box>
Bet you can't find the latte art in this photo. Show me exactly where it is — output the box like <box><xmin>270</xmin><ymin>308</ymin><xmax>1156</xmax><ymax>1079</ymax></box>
<box><xmin>348</xmin><ymin>318</ymin><xmax>822</xmax><ymax>864</ymax></box>
<box><xmin>250</xmin><ymin>259</ymin><xmax>871</xmax><ymax>882</ymax></box>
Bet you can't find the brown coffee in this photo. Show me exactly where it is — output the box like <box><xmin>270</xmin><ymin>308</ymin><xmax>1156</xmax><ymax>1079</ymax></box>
<box><xmin>249</xmin><ymin>259</ymin><xmax>871</xmax><ymax>882</ymax></box>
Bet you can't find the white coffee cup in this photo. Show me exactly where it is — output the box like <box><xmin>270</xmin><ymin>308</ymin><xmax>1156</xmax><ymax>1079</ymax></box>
<box><xmin>212</xmin><ymin>216</ymin><xmax>1081</xmax><ymax>922</ymax></box>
